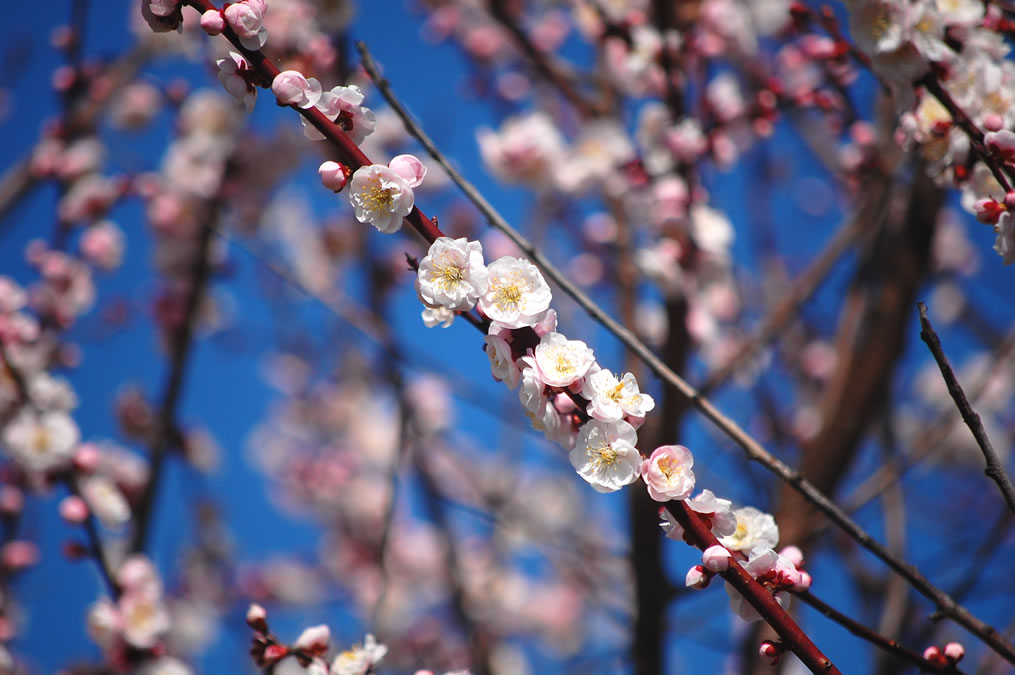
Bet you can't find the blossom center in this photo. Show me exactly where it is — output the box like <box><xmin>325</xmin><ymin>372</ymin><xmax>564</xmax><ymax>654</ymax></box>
<box><xmin>591</xmin><ymin>442</ymin><xmax>618</xmax><ymax>467</ymax></box>
<box><xmin>493</xmin><ymin>282</ymin><xmax>523</xmax><ymax>311</ymax></box>
<box><xmin>31</xmin><ymin>429</ymin><xmax>51</xmax><ymax>455</ymax></box>
<box><xmin>362</xmin><ymin>179</ymin><xmax>395</xmax><ymax>212</ymax></box>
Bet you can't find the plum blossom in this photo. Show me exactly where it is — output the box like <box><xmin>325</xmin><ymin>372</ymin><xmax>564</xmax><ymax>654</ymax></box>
<box><xmin>685</xmin><ymin>565</ymin><xmax>710</xmax><ymax>589</ymax></box>
<box><xmin>641</xmin><ymin>445</ymin><xmax>695</xmax><ymax>502</ymax></box>
<box><xmin>582</xmin><ymin>368</ymin><xmax>655</xmax><ymax>422</ymax></box>
<box><xmin>216</xmin><ymin>52</ymin><xmax>257</xmax><ymax>111</ymax></box>
<box><xmin>485</xmin><ymin>333</ymin><xmax>520</xmax><ymax>388</ymax></box>
<box><xmin>294</xmin><ymin>624</ymin><xmax>330</xmax><ymax>656</ymax></box>
<box><xmin>725</xmin><ymin>547</ymin><xmax>800</xmax><ymax>622</ymax></box>
<box><xmin>702</xmin><ymin>545</ymin><xmax>732</xmax><ymax>573</ymax></box>
<box><xmin>421</xmin><ymin>306</ymin><xmax>455</xmax><ymax>328</ymax></box>
<box><xmin>80</xmin><ymin>475</ymin><xmax>131</xmax><ymax>529</ymax></box>
<box><xmin>331</xmin><ymin>634</ymin><xmax>387</xmax><ymax>675</ymax></box>
<box><xmin>527</xmin><ymin>332</ymin><xmax>595</xmax><ymax>388</ymax></box>
<box><xmin>417</xmin><ymin>237</ymin><xmax>489</xmax><ymax>311</ymax></box>
<box><xmin>569</xmin><ymin>420</ymin><xmax>641</xmax><ymax>493</ymax></box>
<box><xmin>2</xmin><ymin>408</ymin><xmax>79</xmax><ymax>474</ymax></box>
<box><xmin>81</xmin><ymin>221</ymin><xmax>125</xmax><ymax>270</ymax></box>
<box><xmin>388</xmin><ymin>154</ymin><xmax>427</xmax><ymax>188</ymax></box>
<box><xmin>518</xmin><ymin>366</ymin><xmax>548</xmax><ymax>415</ymax></box>
<box><xmin>661</xmin><ymin>489</ymin><xmax>737</xmax><ymax>541</ymax></box>
<box><xmin>303</xmin><ymin>85</ymin><xmax>376</xmax><ymax>145</ymax></box>
<box><xmin>348</xmin><ymin>164</ymin><xmax>414</xmax><ymax>234</ymax></box>
<box><xmin>223</xmin><ymin>0</ymin><xmax>268</xmax><ymax>51</ymax></box>
<box><xmin>719</xmin><ymin>506</ymin><xmax>779</xmax><ymax>554</ymax></box>
<box><xmin>271</xmin><ymin>70</ymin><xmax>323</xmax><ymax>109</ymax></box>
<box><xmin>993</xmin><ymin>212</ymin><xmax>1015</xmax><ymax>264</ymax></box>
<box><xmin>318</xmin><ymin>161</ymin><xmax>350</xmax><ymax>192</ymax></box>
<box><xmin>478</xmin><ymin>257</ymin><xmax>552</xmax><ymax>328</ymax></box>
<box><xmin>477</xmin><ymin>112</ymin><xmax>566</xmax><ymax>187</ymax></box>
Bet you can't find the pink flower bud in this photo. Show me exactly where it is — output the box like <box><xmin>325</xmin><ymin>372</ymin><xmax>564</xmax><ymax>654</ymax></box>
<box><xmin>984</xmin><ymin>114</ymin><xmax>1004</xmax><ymax>132</ymax></box>
<box><xmin>923</xmin><ymin>645</ymin><xmax>946</xmax><ymax>665</ymax></box>
<box><xmin>246</xmin><ymin>603</ymin><xmax>268</xmax><ymax>632</ymax></box>
<box><xmin>943</xmin><ymin>642</ymin><xmax>965</xmax><ymax>663</ymax></box>
<box><xmin>388</xmin><ymin>154</ymin><xmax>427</xmax><ymax>188</ymax></box>
<box><xmin>793</xmin><ymin>570</ymin><xmax>812</xmax><ymax>592</ymax></box>
<box><xmin>779</xmin><ymin>545</ymin><xmax>804</xmax><ymax>568</ymax></box>
<box><xmin>59</xmin><ymin>495</ymin><xmax>89</xmax><ymax>524</ymax></box>
<box><xmin>974</xmin><ymin>199</ymin><xmax>1005</xmax><ymax>225</ymax></box>
<box><xmin>148</xmin><ymin>0</ymin><xmax>180</xmax><ymax>18</ymax></box>
<box><xmin>702</xmin><ymin>545</ymin><xmax>732</xmax><ymax>573</ymax></box>
<box><xmin>318</xmin><ymin>161</ymin><xmax>350</xmax><ymax>192</ymax></box>
<box><xmin>759</xmin><ymin>640</ymin><xmax>783</xmax><ymax>665</ymax></box>
<box><xmin>271</xmin><ymin>71</ymin><xmax>322</xmax><ymax>109</ymax></box>
<box><xmin>74</xmin><ymin>443</ymin><xmax>102</xmax><ymax>473</ymax></box>
<box><xmin>293</xmin><ymin>624</ymin><xmax>330</xmax><ymax>656</ymax></box>
<box><xmin>200</xmin><ymin>9</ymin><xmax>225</xmax><ymax>35</ymax></box>
<box><xmin>685</xmin><ymin>564</ymin><xmax>711</xmax><ymax>589</ymax></box>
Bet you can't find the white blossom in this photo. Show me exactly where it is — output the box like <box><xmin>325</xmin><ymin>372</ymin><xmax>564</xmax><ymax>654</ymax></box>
<box><xmin>581</xmin><ymin>368</ymin><xmax>654</xmax><ymax>421</ymax></box>
<box><xmin>418</xmin><ymin>237</ymin><xmax>489</xmax><ymax>311</ymax></box>
<box><xmin>528</xmin><ymin>332</ymin><xmax>595</xmax><ymax>388</ymax></box>
<box><xmin>719</xmin><ymin>506</ymin><xmax>780</xmax><ymax>553</ymax></box>
<box><xmin>569</xmin><ymin>420</ymin><xmax>641</xmax><ymax>493</ymax></box>
<box><xmin>348</xmin><ymin>165</ymin><xmax>414</xmax><ymax>234</ymax></box>
<box><xmin>478</xmin><ymin>257</ymin><xmax>552</xmax><ymax>328</ymax></box>
<box><xmin>2</xmin><ymin>409</ymin><xmax>79</xmax><ymax>474</ymax></box>
<box><xmin>485</xmin><ymin>334</ymin><xmax>521</xmax><ymax>389</ymax></box>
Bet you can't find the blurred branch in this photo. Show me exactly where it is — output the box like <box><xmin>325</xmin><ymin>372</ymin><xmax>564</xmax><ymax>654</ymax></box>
<box><xmin>917</xmin><ymin>303</ymin><xmax>1015</xmax><ymax>517</ymax></box>
<box><xmin>356</xmin><ymin>40</ymin><xmax>1015</xmax><ymax>664</ymax></box>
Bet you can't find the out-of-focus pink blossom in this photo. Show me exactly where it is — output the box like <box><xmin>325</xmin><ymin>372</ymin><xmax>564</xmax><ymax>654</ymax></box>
<box><xmin>294</xmin><ymin>624</ymin><xmax>330</xmax><ymax>656</ymax></box>
<box><xmin>80</xmin><ymin>221</ymin><xmax>125</xmax><ymax>270</ymax></box>
<box><xmin>59</xmin><ymin>495</ymin><xmax>89</xmax><ymax>524</ymax></box>
<box><xmin>1</xmin><ymin>541</ymin><xmax>39</xmax><ymax>570</ymax></box>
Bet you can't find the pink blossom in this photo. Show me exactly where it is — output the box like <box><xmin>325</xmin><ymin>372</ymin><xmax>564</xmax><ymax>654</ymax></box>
<box><xmin>485</xmin><ymin>333</ymin><xmax>521</xmax><ymax>389</ymax></box>
<box><xmin>986</xmin><ymin>129</ymin><xmax>1015</xmax><ymax>164</ymax></box>
<box><xmin>641</xmin><ymin>445</ymin><xmax>695</xmax><ymax>502</ymax></box>
<box><xmin>200</xmin><ymin>9</ymin><xmax>225</xmax><ymax>35</ymax></box>
<box><xmin>272</xmin><ymin>71</ymin><xmax>323</xmax><ymax>109</ymax></box>
<box><xmin>318</xmin><ymin>161</ymin><xmax>350</xmax><ymax>192</ymax></box>
<box><xmin>59</xmin><ymin>495</ymin><xmax>89</xmax><ymax>524</ymax></box>
<box><xmin>246</xmin><ymin>603</ymin><xmax>268</xmax><ymax>632</ymax></box>
<box><xmin>527</xmin><ymin>332</ymin><xmax>595</xmax><ymax>388</ymax></box>
<box><xmin>223</xmin><ymin>1</ymin><xmax>268</xmax><ymax>50</ymax></box>
<box><xmin>685</xmin><ymin>564</ymin><xmax>710</xmax><ymax>589</ymax></box>
<box><xmin>147</xmin><ymin>0</ymin><xmax>180</xmax><ymax>17</ymax></box>
<box><xmin>217</xmin><ymin>52</ymin><xmax>257</xmax><ymax>111</ymax></box>
<box><xmin>80</xmin><ymin>221</ymin><xmax>125</xmax><ymax>270</ymax></box>
<box><xmin>1</xmin><ymin>541</ymin><xmax>39</xmax><ymax>570</ymax></box>
<box><xmin>702</xmin><ymin>545</ymin><xmax>732</xmax><ymax>573</ymax></box>
<box><xmin>304</xmin><ymin>85</ymin><xmax>376</xmax><ymax>145</ymax></box>
<box><xmin>943</xmin><ymin>642</ymin><xmax>965</xmax><ymax>663</ymax></box>
<box><xmin>388</xmin><ymin>154</ymin><xmax>427</xmax><ymax>188</ymax></box>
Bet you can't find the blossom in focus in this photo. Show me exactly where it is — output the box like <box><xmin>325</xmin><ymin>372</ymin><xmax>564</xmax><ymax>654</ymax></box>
<box><xmin>702</xmin><ymin>545</ymin><xmax>732</xmax><ymax>573</ymax></box>
<box><xmin>216</xmin><ymin>52</ymin><xmax>257</xmax><ymax>111</ymax></box>
<box><xmin>223</xmin><ymin>0</ymin><xmax>268</xmax><ymax>51</ymax></box>
<box><xmin>417</xmin><ymin>237</ymin><xmax>489</xmax><ymax>311</ymax></box>
<box><xmin>388</xmin><ymin>154</ymin><xmax>427</xmax><ymax>188</ymax></box>
<box><xmin>719</xmin><ymin>506</ymin><xmax>779</xmax><ymax>554</ymax></box>
<box><xmin>661</xmin><ymin>489</ymin><xmax>736</xmax><ymax>541</ymax></box>
<box><xmin>582</xmin><ymin>368</ymin><xmax>655</xmax><ymax>422</ymax></box>
<box><xmin>303</xmin><ymin>85</ymin><xmax>376</xmax><ymax>145</ymax></box>
<box><xmin>528</xmin><ymin>332</ymin><xmax>595</xmax><ymax>388</ymax></box>
<box><xmin>1</xmin><ymin>408</ymin><xmax>79</xmax><ymax>474</ymax></box>
<box><xmin>725</xmin><ymin>547</ymin><xmax>799</xmax><ymax>622</ymax></box>
<box><xmin>272</xmin><ymin>70</ymin><xmax>323</xmax><ymax>109</ymax></box>
<box><xmin>641</xmin><ymin>445</ymin><xmax>695</xmax><ymax>502</ymax></box>
<box><xmin>569</xmin><ymin>419</ymin><xmax>641</xmax><ymax>493</ymax></box>
<box><xmin>478</xmin><ymin>256</ymin><xmax>552</xmax><ymax>328</ymax></box>
<box><xmin>318</xmin><ymin>161</ymin><xmax>350</xmax><ymax>192</ymax></box>
<box><xmin>348</xmin><ymin>164</ymin><xmax>414</xmax><ymax>234</ymax></box>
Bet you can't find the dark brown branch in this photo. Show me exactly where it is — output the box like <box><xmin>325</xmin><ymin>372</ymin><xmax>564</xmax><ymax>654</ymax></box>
<box><xmin>917</xmin><ymin>302</ymin><xmax>1015</xmax><ymax>517</ymax></box>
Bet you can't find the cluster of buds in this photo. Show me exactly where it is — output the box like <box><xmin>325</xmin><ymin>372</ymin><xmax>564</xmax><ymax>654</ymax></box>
<box><xmin>199</xmin><ymin>0</ymin><xmax>269</xmax><ymax>51</ymax></box>
<box><xmin>923</xmin><ymin>642</ymin><xmax>965</xmax><ymax>668</ymax></box>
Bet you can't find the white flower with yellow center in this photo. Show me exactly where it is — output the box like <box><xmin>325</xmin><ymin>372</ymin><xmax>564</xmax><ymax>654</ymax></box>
<box><xmin>570</xmin><ymin>419</ymin><xmax>641</xmax><ymax>493</ymax></box>
<box><xmin>418</xmin><ymin>237</ymin><xmax>489</xmax><ymax>311</ymax></box>
<box><xmin>2</xmin><ymin>408</ymin><xmax>79</xmax><ymax>474</ymax></box>
<box><xmin>348</xmin><ymin>164</ymin><xmax>414</xmax><ymax>234</ymax></box>
<box><xmin>641</xmin><ymin>445</ymin><xmax>695</xmax><ymax>502</ymax></box>
<box><xmin>530</xmin><ymin>332</ymin><xmax>595</xmax><ymax>388</ymax></box>
<box><xmin>331</xmin><ymin>633</ymin><xmax>387</xmax><ymax>675</ymax></box>
<box><xmin>582</xmin><ymin>368</ymin><xmax>655</xmax><ymax>421</ymax></box>
<box><xmin>478</xmin><ymin>256</ymin><xmax>552</xmax><ymax>328</ymax></box>
<box><xmin>719</xmin><ymin>506</ymin><xmax>779</xmax><ymax>553</ymax></box>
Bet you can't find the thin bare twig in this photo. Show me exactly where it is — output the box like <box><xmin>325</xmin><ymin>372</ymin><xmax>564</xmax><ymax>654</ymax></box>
<box><xmin>917</xmin><ymin>302</ymin><xmax>1015</xmax><ymax>517</ymax></box>
<box><xmin>356</xmin><ymin>41</ymin><xmax>1015</xmax><ymax>665</ymax></box>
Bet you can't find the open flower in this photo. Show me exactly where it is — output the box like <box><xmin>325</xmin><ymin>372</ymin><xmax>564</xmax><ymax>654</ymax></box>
<box><xmin>417</xmin><ymin>237</ymin><xmax>488</xmax><ymax>311</ymax></box>
<box><xmin>272</xmin><ymin>70</ymin><xmax>323</xmax><ymax>109</ymax></box>
<box><xmin>569</xmin><ymin>419</ymin><xmax>641</xmax><ymax>493</ymax></box>
<box><xmin>478</xmin><ymin>256</ymin><xmax>552</xmax><ymax>328</ymax></box>
<box><xmin>528</xmin><ymin>332</ymin><xmax>596</xmax><ymax>388</ymax></box>
<box><xmin>719</xmin><ymin>506</ymin><xmax>779</xmax><ymax>554</ymax></box>
<box><xmin>303</xmin><ymin>85</ymin><xmax>376</xmax><ymax>145</ymax></box>
<box><xmin>348</xmin><ymin>165</ymin><xmax>414</xmax><ymax>233</ymax></box>
<box><xmin>2</xmin><ymin>409</ymin><xmax>79</xmax><ymax>474</ymax></box>
<box><xmin>641</xmin><ymin>445</ymin><xmax>695</xmax><ymax>501</ymax></box>
<box><xmin>582</xmin><ymin>368</ymin><xmax>655</xmax><ymax>421</ymax></box>
<box><xmin>216</xmin><ymin>52</ymin><xmax>256</xmax><ymax>111</ymax></box>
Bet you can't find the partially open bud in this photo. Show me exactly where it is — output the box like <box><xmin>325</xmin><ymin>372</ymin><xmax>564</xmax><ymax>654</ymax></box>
<box><xmin>759</xmin><ymin>640</ymin><xmax>784</xmax><ymax>666</ymax></box>
<box><xmin>685</xmin><ymin>564</ymin><xmax>711</xmax><ymax>589</ymax></box>
<box><xmin>702</xmin><ymin>545</ymin><xmax>731</xmax><ymax>573</ymax></box>
<box><xmin>246</xmin><ymin>603</ymin><xmax>268</xmax><ymax>633</ymax></box>
<box><xmin>200</xmin><ymin>9</ymin><xmax>225</xmax><ymax>35</ymax></box>
<box><xmin>923</xmin><ymin>645</ymin><xmax>946</xmax><ymax>666</ymax></box>
<box><xmin>318</xmin><ymin>161</ymin><xmax>351</xmax><ymax>192</ymax></box>
<box><xmin>293</xmin><ymin>624</ymin><xmax>330</xmax><ymax>657</ymax></box>
<box><xmin>943</xmin><ymin>642</ymin><xmax>965</xmax><ymax>664</ymax></box>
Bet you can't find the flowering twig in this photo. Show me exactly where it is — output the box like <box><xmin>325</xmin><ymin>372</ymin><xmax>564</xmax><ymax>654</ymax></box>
<box><xmin>666</xmin><ymin>502</ymin><xmax>839</xmax><ymax>673</ymax></box>
<box><xmin>917</xmin><ymin>302</ymin><xmax>1015</xmax><ymax>517</ymax></box>
<box><xmin>795</xmin><ymin>590</ymin><xmax>965</xmax><ymax>675</ymax></box>
<box><xmin>354</xmin><ymin>40</ymin><xmax>1015</xmax><ymax>666</ymax></box>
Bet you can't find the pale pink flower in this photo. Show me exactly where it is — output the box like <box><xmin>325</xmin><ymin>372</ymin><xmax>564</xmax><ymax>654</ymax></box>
<box><xmin>294</xmin><ymin>624</ymin><xmax>331</xmax><ymax>656</ymax></box>
<box><xmin>418</xmin><ymin>237</ymin><xmax>488</xmax><ymax>311</ymax></box>
<box><xmin>582</xmin><ymin>368</ymin><xmax>655</xmax><ymax>422</ymax></box>
<box><xmin>318</xmin><ymin>161</ymin><xmax>349</xmax><ymax>192</ymax></box>
<box><xmin>518</xmin><ymin>366</ymin><xmax>548</xmax><ymax>415</ymax></box>
<box><xmin>527</xmin><ymin>332</ymin><xmax>595</xmax><ymax>388</ymax></box>
<box><xmin>87</xmin><ymin>598</ymin><xmax>121</xmax><ymax>648</ymax></box>
<box><xmin>702</xmin><ymin>545</ymin><xmax>732</xmax><ymax>573</ymax></box>
<box><xmin>388</xmin><ymin>154</ymin><xmax>427</xmax><ymax>188</ymax></box>
<box><xmin>332</xmin><ymin>634</ymin><xmax>387</xmax><ymax>675</ymax></box>
<box><xmin>719</xmin><ymin>506</ymin><xmax>779</xmax><ymax>554</ymax></box>
<box><xmin>2</xmin><ymin>408</ymin><xmax>79</xmax><ymax>474</ymax></box>
<box><xmin>80</xmin><ymin>475</ymin><xmax>131</xmax><ymax>529</ymax></box>
<box><xmin>641</xmin><ymin>445</ymin><xmax>695</xmax><ymax>501</ymax></box>
<box><xmin>216</xmin><ymin>52</ymin><xmax>257</xmax><ymax>111</ymax></box>
<box><xmin>59</xmin><ymin>495</ymin><xmax>89</xmax><ymax>524</ymax></box>
<box><xmin>348</xmin><ymin>164</ymin><xmax>414</xmax><ymax>234</ymax></box>
<box><xmin>725</xmin><ymin>547</ymin><xmax>799</xmax><ymax>621</ymax></box>
<box><xmin>200</xmin><ymin>9</ymin><xmax>225</xmax><ymax>35</ymax></box>
<box><xmin>478</xmin><ymin>257</ymin><xmax>552</xmax><ymax>328</ymax></box>
<box><xmin>303</xmin><ymin>85</ymin><xmax>376</xmax><ymax>145</ymax></box>
<box><xmin>661</xmin><ymin>489</ymin><xmax>737</xmax><ymax>541</ymax></box>
<box><xmin>685</xmin><ymin>565</ymin><xmax>710</xmax><ymax>589</ymax></box>
<box><xmin>1</xmin><ymin>540</ymin><xmax>38</xmax><ymax>570</ymax></box>
<box><xmin>223</xmin><ymin>0</ymin><xmax>268</xmax><ymax>50</ymax></box>
<box><xmin>272</xmin><ymin>71</ymin><xmax>323</xmax><ymax>109</ymax></box>
<box><xmin>81</xmin><ymin>221</ymin><xmax>125</xmax><ymax>270</ymax></box>
<box><xmin>569</xmin><ymin>419</ymin><xmax>641</xmax><ymax>493</ymax></box>
<box><xmin>477</xmin><ymin>112</ymin><xmax>566</xmax><ymax>187</ymax></box>
<box><xmin>943</xmin><ymin>642</ymin><xmax>965</xmax><ymax>663</ymax></box>
<box><xmin>485</xmin><ymin>333</ymin><xmax>520</xmax><ymax>389</ymax></box>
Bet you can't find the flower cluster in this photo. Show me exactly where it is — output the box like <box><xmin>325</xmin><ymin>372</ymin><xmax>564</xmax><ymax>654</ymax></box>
<box><xmin>87</xmin><ymin>556</ymin><xmax>171</xmax><ymax>653</ymax></box>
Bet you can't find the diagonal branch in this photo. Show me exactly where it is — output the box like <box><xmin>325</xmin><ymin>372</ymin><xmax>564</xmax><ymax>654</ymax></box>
<box><xmin>917</xmin><ymin>302</ymin><xmax>1015</xmax><ymax>517</ymax></box>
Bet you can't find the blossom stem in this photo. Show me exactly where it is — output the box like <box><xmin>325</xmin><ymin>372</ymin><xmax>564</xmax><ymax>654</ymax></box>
<box><xmin>665</xmin><ymin>501</ymin><xmax>840</xmax><ymax>674</ymax></box>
